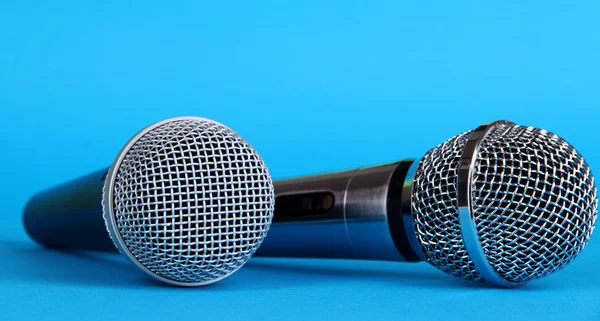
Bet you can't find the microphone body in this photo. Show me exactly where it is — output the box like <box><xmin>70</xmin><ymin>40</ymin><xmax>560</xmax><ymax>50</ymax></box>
<box><xmin>24</xmin><ymin>168</ymin><xmax>116</xmax><ymax>252</ymax></box>
<box><xmin>256</xmin><ymin>120</ymin><xmax>598</xmax><ymax>287</ymax></box>
<box><xmin>257</xmin><ymin>161</ymin><xmax>420</xmax><ymax>262</ymax></box>
<box><xmin>22</xmin><ymin>117</ymin><xmax>275</xmax><ymax>286</ymax></box>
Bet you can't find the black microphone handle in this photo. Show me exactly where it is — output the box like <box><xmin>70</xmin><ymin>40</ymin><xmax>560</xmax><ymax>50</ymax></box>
<box><xmin>23</xmin><ymin>168</ymin><xmax>118</xmax><ymax>252</ymax></box>
<box><xmin>255</xmin><ymin>160</ymin><xmax>422</xmax><ymax>262</ymax></box>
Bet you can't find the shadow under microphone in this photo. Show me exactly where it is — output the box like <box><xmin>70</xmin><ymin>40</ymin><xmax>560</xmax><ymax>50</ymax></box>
<box><xmin>256</xmin><ymin>120</ymin><xmax>598</xmax><ymax>287</ymax></box>
<box><xmin>23</xmin><ymin>116</ymin><xmax>275</xmax><ymax>286</ymax></box>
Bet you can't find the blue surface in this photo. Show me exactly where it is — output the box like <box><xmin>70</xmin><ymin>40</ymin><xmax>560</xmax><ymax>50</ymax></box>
<box><xmin>1</xmin><ymin>1</ymin><xmax>600</xmax><ymax>320</ymax></box>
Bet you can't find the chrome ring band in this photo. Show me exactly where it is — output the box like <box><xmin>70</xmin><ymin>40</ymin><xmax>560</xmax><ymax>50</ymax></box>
<box><xmin>456</xmin><ymin>120</ymin><xmax>522</xmax><ymax>287</ymax></box>
<box><xmin>401</xmin><ymin>158</ymin><xmax>427</xmax><ymax>262</ymax></box>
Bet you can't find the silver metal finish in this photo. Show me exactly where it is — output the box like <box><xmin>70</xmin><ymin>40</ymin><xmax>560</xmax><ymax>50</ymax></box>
<box><xmin>103</xmin><ymin>116</ymin><xmax>275</xmax><ymax>286</ymax></box>
<box><xmin>258</xmin><ymin>170</ymin><xmax>357</xmax><ymax>258</ymax></box>
<box><xmin>472</xmin><ymin>122</ymin><xmax>597</xmax><ymax>283</ymax></box>
<box><xmin>412</xmin><ymin>121</ymin><xmax>597</xmax><ymax>286</ymax></box>
<box><xmin>257</xmin><ymin>163</ymin><xmax>406</xmax><ymax>261</ymax></box>
<box><xmin>345</xmin><ymin>163</ymin><xmax>408</xmax><ymax>261</ymax></box>
<box><xmin>411</xmin><ymin>130</ymin><xmax>484</xmax><ymax>282</ymax></box>
<box><xmin>456</xmin><ymin>121</ymin><xmax>519</xmax><ymax>287</ymax></box>
<box><xmin>255</xmin><ymin>119</ymin><xmax>597</xmax><ymax>287</ymax></box>
<box><xmin>400</xmin><ymin>159</ymin><xmax>426</xmax><ymax>261</ymax></box>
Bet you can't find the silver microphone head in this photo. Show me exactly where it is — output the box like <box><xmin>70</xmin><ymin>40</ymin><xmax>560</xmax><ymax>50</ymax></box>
<box><xmin>102</xmin><ymin>116</ymin><xmax>275</xmax><ymax>286</ymax></box>
<box><xmin>409</xmin><ymin>120</ymin><xmax>597</xmax><ymax>287</ymax></box>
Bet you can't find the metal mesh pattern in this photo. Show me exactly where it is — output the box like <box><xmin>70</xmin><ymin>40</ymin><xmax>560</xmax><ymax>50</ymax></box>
<box><xmin>106</xmin><ymin>118</ymin><xmax>274</xmax><ymax>284</ymax></box>
<box><xmin>472</xmin><ymin>123</ymin><xmax>597</xmax><ymax>283</ymax></box>
<box><xmin>412</xmin><ymin>122</ymin><xmax>597</xmax><ymax>284</ymax></box>
<box><xmin>412</xmin><ymin>131</ymin><xmax>484</xmax><ymax>282</ymax></box>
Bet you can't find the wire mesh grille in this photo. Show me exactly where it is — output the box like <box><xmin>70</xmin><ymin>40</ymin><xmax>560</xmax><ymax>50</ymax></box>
<box><xmin>473</xmin><ymin>123</ymin><xmax>597</xmax><ymax>283</ymax></box>
<box><xmin>107</xmin><ymin>118</ymin><xmax>274</xmax><ymax>284</ymax></box>
<box><xmin>412</xmin><ymin>122</ymin><xmax>597</xmax><ymax>284</ymax></box>
<box><xmin>412</xmin><ymin>131</ymin><xmax>484</xmax><ymax>282</ymax></box>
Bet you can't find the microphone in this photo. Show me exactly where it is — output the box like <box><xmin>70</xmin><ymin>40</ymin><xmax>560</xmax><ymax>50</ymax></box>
<box><xmin>24</xmin><ymin>116</ymin><xmax>275</xmax><ymax>286</ymax></box>
<box><xmin>256</xmin><ymin>120</ymin><xmax>598</xmax><ymax>287</ymax></box>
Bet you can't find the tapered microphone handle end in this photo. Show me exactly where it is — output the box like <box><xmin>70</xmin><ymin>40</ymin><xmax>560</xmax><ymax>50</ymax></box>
<box><xmin>23</xmin><ymin>168</ymin><xmax>117</xmax><ymax>252</ymax></box>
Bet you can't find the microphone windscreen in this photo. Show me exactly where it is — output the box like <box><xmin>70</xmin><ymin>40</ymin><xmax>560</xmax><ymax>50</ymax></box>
<box><xmin>411</xmin><ymin>121</ymin><xmax>597</xmax><ymax>286</ymax></box>
<box><xmin>102</xmin><ymin>117</ymin><xmax>275</xmax><ymax>286</ymax></box>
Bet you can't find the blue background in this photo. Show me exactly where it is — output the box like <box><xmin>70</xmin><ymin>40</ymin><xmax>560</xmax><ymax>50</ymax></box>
<box><xmin>1</xmin><ymin>1</ymin><xmax>599</xmax><ymax>320</ymax></box>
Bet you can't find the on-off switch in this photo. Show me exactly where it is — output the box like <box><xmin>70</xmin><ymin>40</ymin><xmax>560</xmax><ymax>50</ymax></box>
<box><xmin>274</xmin><ymin>192</ymin><xmax>335</xmax><ymax>220</ymax></box>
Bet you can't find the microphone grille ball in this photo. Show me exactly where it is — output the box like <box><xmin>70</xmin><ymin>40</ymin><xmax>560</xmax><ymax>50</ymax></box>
<box><xmin>103</xmin><ymin>117</ymin><xmax>275</xmax><ymax>286</ymax></box>
<box><xmin>411</xmin><ymin>121</ymin><xmax>597</xmax><ymax>286</ymax></box>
